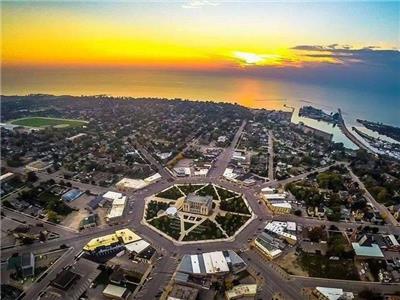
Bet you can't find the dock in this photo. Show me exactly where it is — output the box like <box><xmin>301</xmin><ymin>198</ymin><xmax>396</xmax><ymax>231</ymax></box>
<box><xmin>337</xmin><ymin>109</ymin><xmax>373</xmax><ymax>153</ymax></box>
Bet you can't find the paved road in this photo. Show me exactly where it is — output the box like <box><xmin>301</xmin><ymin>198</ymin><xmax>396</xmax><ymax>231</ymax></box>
<box><xmin>257</xmin><ymin>162</ymin><xmax>342</xmax><ymax>190</ymax></box>
<box><xmin>208</xmin><ymin>120</ymin><xmax>246</xmax><ymax>178</ymax></box>
<box><xmin>4</xmin><ymin>143</ymin><xmax>400</xmax><ymax>299</ymax></box>
<box><xmin>21</xmin><ymin>246</ymin><xmax>80</xmax><ymax>300</ymax></box>
<box><xmin>135</xmin><ymin>144</ymin><xmax>173</xmax><ymax>179</ymax></box>
<box><xmin>134</xmin><ymin>254</ymin><xmax>178</xmax><ymax>299</ymax></box>
<box><xmin>268</xmin><ymin>130</ymin><xmax>274</xmax><ymax>180</ymax></box>
<box><xmin>337</xmin><ymin>109</ymin><xmax>373</xmax><ymax>153</ymax></box>
<box><xmin>347</xmin><ymin>166</ymin><xmax>399</xmax><ymax>227</ymax></box>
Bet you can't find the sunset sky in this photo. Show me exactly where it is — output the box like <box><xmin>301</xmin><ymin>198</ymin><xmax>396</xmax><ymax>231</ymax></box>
<box><xmin>1</xmin><ymin>1</ymin><xmax>399</xmax><ymax>94</ymax></box>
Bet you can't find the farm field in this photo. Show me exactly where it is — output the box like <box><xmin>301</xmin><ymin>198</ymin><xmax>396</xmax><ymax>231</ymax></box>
<box><xmin>10</xmin><ymin>117</ymin><xmax>87</xmax><ymax>128</ymax></box>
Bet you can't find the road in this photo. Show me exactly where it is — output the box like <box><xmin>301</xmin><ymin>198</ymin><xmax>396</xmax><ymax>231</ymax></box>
<box><xmin>337</xmin><ymin>109</ymin><xmax>373</xmax><ymax>153</ymax></box>
<box><xmin>347</xmin><ymin>166</ymin><xmax>399</xmax><ymax>227</ymax></box>
<box><xmin>268</xmin><ymin>130</ymin><xmax>274</xmax><ymax>180</ymax></box>
<box><xmin>208</xmin><ymin>120</ymin><xmax>246</xmax><ymax>178</ymax></box>
<box><xmin>3</xmin><ymin>135</ymin><xmax>400</xmax><ymax>299</ymax></box>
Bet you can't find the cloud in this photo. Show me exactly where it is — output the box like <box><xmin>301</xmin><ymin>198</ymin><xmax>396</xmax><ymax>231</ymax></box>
<box><xmin>292</xmin><ymin>44</ymin><xmax>400</xmax><ymax>68</ymax></box>
<box><xmin>218</xmin><ymin>44</ymin><xmax>400</xmax><ymax>94</ymax></box>
<box><xmin>182</xmin><ymin>0</ymin><xmax>219</xmax><ymax>9</ymax></box>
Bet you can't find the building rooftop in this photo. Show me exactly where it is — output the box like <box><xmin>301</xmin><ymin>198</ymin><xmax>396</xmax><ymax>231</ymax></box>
<box><xmin>186</xmin><ymin>193</ymin><xmax>213</xmax><ymax>205</ymax></box>
<box><xmin>83</xmin><ymin>233</ymin><xmax>120</xmax><ymax>251</ymax></box>
<box><xmin>315</xmin><ymin>287</ymin><xmax>354</xmax><ymax>300</ymax></box>
<box><xmin>116</xmin><ymin>177</ymin><xmax>148</xmax><ymax>190</ymax></box>
<box><xmin>352</xmin><ymin>242</ymin><xmax>384</xmax><ymax>258</ymax></box>
<box><xmin>103</xmin><ymin>284</ymin><xmax>128</xmax><ymax>298</ymax></box>
<box><xmin>51</xmin><ymin>269</ymin><xmax>80</xmax><ymax>290</ymax></box>
<box><xmin>103</xmin><ymin>191</ymin><xmax>124</xmax><ymax>201</ymax></box>
<box><xmin>62</xmin><ymin>189</ymin><xmax>82</xmax><ymax>202</ymax></box>
<box><xmin>115</xmin><ymin>229</ymin><xmax>141</xmax><ymax>244</ymax></box>
<box><xmin>177</xmin><ymin>250</ymin><xmax>245</xmax><ymax>276</ymax></box>
<box><xmin>225</xmin><ymin>284</ymin><xmax>257</xmax><ymax>300</ymax></box>
<box><xmin>125</xmin><ymin>239</ymin><xmax>150</xmax><ymax>254</ymax></box>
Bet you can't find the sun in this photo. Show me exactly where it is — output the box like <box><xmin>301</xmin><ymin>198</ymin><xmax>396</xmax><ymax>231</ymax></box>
<box><xmin>233</xmin><ymin>51</ymin><xmax>265</xmax><ymax>65</ymax></box>
<box><xmin>232</xmin><ymin>51</ymin><xmax>284</xmax><ymax>66</ymax></box>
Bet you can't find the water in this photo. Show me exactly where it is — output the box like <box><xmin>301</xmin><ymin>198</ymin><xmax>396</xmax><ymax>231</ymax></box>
<box><xmin>2</xmin><ymin>68</ymin><xmax>399</xmax><ymax>148</ymax></box>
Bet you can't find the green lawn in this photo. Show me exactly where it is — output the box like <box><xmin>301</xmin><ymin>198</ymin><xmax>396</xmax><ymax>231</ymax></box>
<box><xmin>215</xmin><ymin>213</ymin><xmax>250</xmax><ymax>236</ymax></box>
<box><xmin>183</xmin><ymin>219</ymin><xmax>224</xmax><ymax>241</ymax></box>
<box><xmin>10</xmin><ymin>117</ymin><xmax>87</xmax><ymax>128</ymax></box>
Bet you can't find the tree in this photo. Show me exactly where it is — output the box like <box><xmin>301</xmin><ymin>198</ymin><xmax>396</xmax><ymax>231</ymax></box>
<box><xmin>327</xmin><ymin>234</ymin><xmax>347</xmax><ymax>257</ymax></box>
<box><xmin>47</xmin><ymin>210</ymin><xmax>59</xmax><ymax>223</ymax></box>
<box><xmin>308</xmin><ymin>226</ymin><xmax>326</xmax><ymax>242</ymax></box>
<box><xmin>26</xmin><ymin>171</ymin><xmax>38</xmax><ymax>182</ymax></box>
<box><xmin>3</xmin><ymin>200</ymin><xmax>14</xmax><ymax>209</ymax></box>
<box><xmin>294</xmin><ymin>209</ymin><xmax>302</xmax><ymax>216</ymax></box>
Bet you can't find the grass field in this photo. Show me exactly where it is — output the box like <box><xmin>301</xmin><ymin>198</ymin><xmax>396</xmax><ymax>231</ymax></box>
<box><xmin>10</xmin><ymin>117</ymin><xmax>87</xmax><ymax>128</ymax></box>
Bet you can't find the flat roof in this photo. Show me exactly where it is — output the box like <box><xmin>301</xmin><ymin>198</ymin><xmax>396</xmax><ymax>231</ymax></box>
<box><xmin>83</xmin><ymin>234</ymin><xmax>119</xmax><ymax>251</ymax></box>
<box><xmin>186</xmin><ymin>193</ymin><xmax>213</xmax><ymax>205</ymax></box>
<box><xmin>107</xmin><ymin>206</ymin><xmax>124</xmax><ymax>219</ymax></box>
<box><xmin>103</xmin><ymin>284</ymin><xmax>127</xmax><ymax>298</ymax></box>
<box><xmin>352</xmin><ymin>243</ymin><xmax>384</xmax><ymax>258</ymax></box>
<box><xmin>225</xmin><ymin>284</ymin><xmax>257</xmax><ymax>299</ymax></box>
<box><xmin>125</xmin><ymin>240</ymin><xmax>150</xmax><ymax>254</ymax></box>
<box><xmin>103</xmin><ymin>191</ymin><xmax>123</xmax><ymax>201</ymax></box>
<box><xmin>116</xmin><ymin>178</ymin><xmax>148</xmax><ymax>190</ymax></box>
<box><xmin>190</xmin><ymin>255</ymin><xmax>201</xmax><ymax>274</ymax></box>
<box><xmin>203</xmin><ymin>251</ymin><xmax>229</xmax><ymax>273</ymax></box>
<box><xmin>115</xmin><ymin>229</ymin><xmax>141</xmax><ymax>244</ymax></box>
<box><xmin>271</xmin><ymin>202</ymin><xmax>292</xmax><ymax>209</ymax></box>
<box><xmin>315</xmin><ymin>287</ymin><xmax>346</xmax><ymax>300</ymax></box>
<box><xmin>0</xmin><ymin>172</ymin><xmax>14</xmax><ymax>181</ymax></box>
<box><xmin>144</xmin><ymin>173</ymin><xmax>161</xmax><ymax>183</ymax></box>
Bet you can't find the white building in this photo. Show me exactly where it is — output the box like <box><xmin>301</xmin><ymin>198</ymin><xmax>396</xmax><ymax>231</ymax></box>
<box><xmin>115</xmin><ymin>173</ymin><xmax>161</xmax><ymax>192</ymax></box>
<box><xmin>313</xmin><ymin>287</ymin><xmax>354</xmax><ymax>300</ymax></box>
<box><xmin>104</xmin><ymin>192</ymin><xmax>127</xmax><ymax>222</ymax></box>
<box><xmin>264</xmin><ymin>221</ymin><xmax>297</xmax><ymax>244</ymax></box>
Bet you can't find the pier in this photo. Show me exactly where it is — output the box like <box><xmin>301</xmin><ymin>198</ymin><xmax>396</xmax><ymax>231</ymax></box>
<box><xmin>337</xmin><ymin>109</ymin><xmax>373</xmax><ymax>153</ymax></box>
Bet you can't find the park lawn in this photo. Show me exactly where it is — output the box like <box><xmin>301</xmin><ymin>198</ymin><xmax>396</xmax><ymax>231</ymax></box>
<box><xmin>220</xmin><ymin>196</ymin><xmax>250</xmax><ymax>215</ymax></box>
<box><xmin>155</xmin><ymin>186</ymin><xmax>183</xmax><ymax>200</ymax></box>
<box><xmin>183</xmin><ymin>219</ymin><xmax>224</xmax><ymax>241</ymax></box>
<box><xmin>298</xmin><ymin>253</ymin><xmax>359</xmax><ymax>280</ymax></box>
<box><xmin>196</xmin><ymin>184</ymin><xmax>218</xmax><ymax>199</ymax></box>
<box><xmin>215</xmin><ymin>213</ymin><xmax>250</xmax><ymax>236</ymax></box>
<box><xmin>10</xmin><ymin>117</ymin><xmax>87</xmax><ymax>128</ymax></box>
<box><xmin>145</xmin><ymin>201</ymin><xmax>170</xmax><ymax>220</ymax></box>
<box><xmin>178</xmin><ymin>184</ymin><xmax>205</xmax><ymax>195</ymax></box>
<box><xmin>150</xmin><ymin>216</ymin><xmax>181</xmax><ymax>240</ymax></box>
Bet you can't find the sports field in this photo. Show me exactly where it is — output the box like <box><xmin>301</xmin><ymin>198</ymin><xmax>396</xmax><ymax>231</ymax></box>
<box><xmin>10</xmin><ymin>117</ymin><xmax>87</xmax><ymax>128</ymax></box>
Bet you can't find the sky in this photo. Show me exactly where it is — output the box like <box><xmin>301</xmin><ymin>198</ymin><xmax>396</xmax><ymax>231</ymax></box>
<box><xmin>1</xmin><ymin>1</ymin><xmax>400</xmax><ymax>92</ymax></box>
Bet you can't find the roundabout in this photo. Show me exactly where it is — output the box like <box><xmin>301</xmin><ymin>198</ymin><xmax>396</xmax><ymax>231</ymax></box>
<box><xmin>142</xmin><ymin>183</ymin><xmax>256</xmax><ymax>244</ymax></box>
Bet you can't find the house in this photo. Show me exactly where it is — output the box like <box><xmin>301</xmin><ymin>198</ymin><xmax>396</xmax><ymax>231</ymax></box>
<box><xmin>79</xmin><ymin>214</ymin><xmax>97</xmax><ymax>230</ymax></box>
<box><xmin>7</xmin><ymin>252</ymin><xmax>35</xmax><ymax>278</ymax></box>
<box><xmin>182</xmin><ymin>193</ymin><xmax>213</xmax><ymax>216</ymax></box>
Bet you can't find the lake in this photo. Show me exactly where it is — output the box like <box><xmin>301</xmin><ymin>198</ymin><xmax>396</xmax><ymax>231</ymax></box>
<box><xmin>2</xmin><ymin>67</ymin><xmax>399</xmax><ymax>147</ymax></box>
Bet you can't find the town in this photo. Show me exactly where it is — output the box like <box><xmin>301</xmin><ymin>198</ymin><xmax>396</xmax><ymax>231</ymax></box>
<box><xmin>1</xmin><ymin>95</ymin><xmax>399</xmax><ymax>300</ymax></box>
